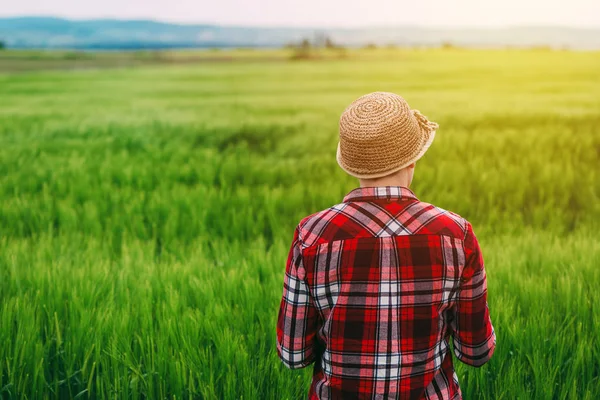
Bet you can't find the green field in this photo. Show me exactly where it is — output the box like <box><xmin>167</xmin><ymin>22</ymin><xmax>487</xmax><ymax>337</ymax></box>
<box><xmin>1</xmin><ymin>48</ymin><xmax>599</xmax><ymax>399</ymax></box>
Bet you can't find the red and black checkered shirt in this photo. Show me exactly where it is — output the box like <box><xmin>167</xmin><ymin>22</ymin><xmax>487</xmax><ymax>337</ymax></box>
<box><xmin>277</xmin><ymin>186</ymin><xmax>495</xmax><ymax>400</ymax></box>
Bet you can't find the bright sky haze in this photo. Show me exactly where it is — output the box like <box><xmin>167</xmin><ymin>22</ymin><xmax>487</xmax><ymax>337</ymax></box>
<box><xmin>1</xmin><ymin>0</ymin><xmax>599</xmax><ymax>28</ymax></box>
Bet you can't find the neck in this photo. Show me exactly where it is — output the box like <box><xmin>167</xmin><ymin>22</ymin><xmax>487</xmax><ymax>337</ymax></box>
<box><xmin>359</xmin><ymin>168</ymin><xmax>413</xmax><ymax>188</ymax></box>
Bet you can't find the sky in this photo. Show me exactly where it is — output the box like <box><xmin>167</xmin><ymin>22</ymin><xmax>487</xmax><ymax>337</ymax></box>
<box><xmin>1</xmin><ymin>0</ymin><xmax>599</xmax><ymax>28</ymax></box>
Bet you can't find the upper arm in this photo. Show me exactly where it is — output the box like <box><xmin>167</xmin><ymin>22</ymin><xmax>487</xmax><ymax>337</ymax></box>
<box><xmin>451</xmin><ymin>223</ymin><xmax>496</xmax><ymax>367</ymax></box>
<box><xmin>276</xmin><ymin>224</ymin><xmax>320</xmax><ymax>369</ymax></box>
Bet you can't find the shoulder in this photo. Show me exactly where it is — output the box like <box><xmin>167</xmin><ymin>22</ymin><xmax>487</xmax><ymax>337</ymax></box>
<box><xmin>294</xmin><ymin>200</ymin><xmax>473</xmax><ymax>245</ymax></box>
<box><xmin>295</xmin><ymin>203</ymin><xmax>349</xmax><ymax>248</ymax></box>
<box><xmin>409</xmin><ymin>201</ymin><xmax>470</xmax><ymax>239</ymax></box>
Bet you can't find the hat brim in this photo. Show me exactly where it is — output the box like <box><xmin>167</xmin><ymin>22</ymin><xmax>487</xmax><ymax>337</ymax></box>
<box><xmin>336</xmin><ymin>129</ymin><xmax>436</xmax><ymax>180</ymax></box>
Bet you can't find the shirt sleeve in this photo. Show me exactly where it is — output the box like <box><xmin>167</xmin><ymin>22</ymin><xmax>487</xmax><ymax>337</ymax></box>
<box><xmin>276</xmin><ymin>225</ymin><xmax>320</xmax><ymax>369</ymax></box>
<box><xmin>450</xmin><ymin>222</ymin><xmax>496</xmax><ymax>367</ymax></box>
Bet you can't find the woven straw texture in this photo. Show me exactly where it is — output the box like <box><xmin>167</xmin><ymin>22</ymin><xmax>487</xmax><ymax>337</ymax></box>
<box><xmin>337</xmin><ymin>92</ymin><xmax>439</xmax><ymax>179</ymax></box>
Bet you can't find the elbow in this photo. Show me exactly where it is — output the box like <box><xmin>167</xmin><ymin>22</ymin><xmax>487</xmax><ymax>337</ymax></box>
<box><xmin>454</xmin><ymin>332</ymin><xmax>496</xmax><ymax>368</ymax></box>
<box><xmin>456</xmin><ymin>344</ymin><xmax>495</xmax><ymax>367</ymax></box>
<box><xmin>280</xmin><ymin>359</ymin><xmax>313</xmax><ymax>370</ymax></box>
<box><xmin>473</xmin><ymin>341</ymin><xmax>496</xmax><ymax>367</ymax></box>
<box><xmin>278</xmin><ymin>356</ymin><xmax>314</xmax><ymax>370</ymax></box>
<box><xmin>277</xmin><ymin>343</ymin><xmax>314</xmax><ymax>370</ymax></box>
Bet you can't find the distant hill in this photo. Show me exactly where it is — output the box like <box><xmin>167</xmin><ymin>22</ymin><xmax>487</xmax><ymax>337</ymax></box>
<box><xmin>1</xmin><ymin>17</ymin><xmax>599</xmax><ymax>50</ymax></box>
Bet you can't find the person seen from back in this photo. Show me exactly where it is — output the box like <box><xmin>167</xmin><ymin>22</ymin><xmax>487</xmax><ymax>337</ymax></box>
<box><xmin>276</xmin><ymin>92</ymin><xmax>496</xmax><ymax>399</ymax></box>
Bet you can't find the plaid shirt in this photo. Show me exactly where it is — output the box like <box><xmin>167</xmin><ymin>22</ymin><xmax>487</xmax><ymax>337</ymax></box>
<box><xmin>277</xmin><ymin>186</ymin><xmax>495</xmax><ymax>400</ymax></box>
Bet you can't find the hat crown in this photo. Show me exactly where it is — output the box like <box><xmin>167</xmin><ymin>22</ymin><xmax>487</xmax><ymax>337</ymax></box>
<box><xmin>337</xmin><ymin>92</ymin><xmax>438</xmax><ymax>179</ymax></box>
<box><xmin>339</xmin><ymin>92</ymin><xmax>419</xmax><ymax>141</ymax></box>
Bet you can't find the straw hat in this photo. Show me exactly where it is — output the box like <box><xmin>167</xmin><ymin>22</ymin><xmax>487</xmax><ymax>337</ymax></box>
<box><xmin>336</xmin><ymin>92</ymin><xmax>439</xmax><ymax>179</ymax></box>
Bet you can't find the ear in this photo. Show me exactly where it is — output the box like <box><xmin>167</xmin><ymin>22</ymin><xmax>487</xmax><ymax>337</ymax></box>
<box><xmin>407</xmin><ymin>163</ymin><xmax>416</xmax><ymax>169</ymax></box>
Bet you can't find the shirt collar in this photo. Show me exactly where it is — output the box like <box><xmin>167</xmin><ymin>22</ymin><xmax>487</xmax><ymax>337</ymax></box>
<box><xmin>343</xmin><ymin>186</ymin><xmax>419</xmax><ymax>203</ymax></box>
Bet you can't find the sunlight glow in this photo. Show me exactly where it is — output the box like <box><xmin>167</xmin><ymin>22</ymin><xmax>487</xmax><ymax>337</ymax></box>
<box><xmin>1</xmin><ymin>0</ymin><xmax>599</xmax><ymax>28</ymax></box>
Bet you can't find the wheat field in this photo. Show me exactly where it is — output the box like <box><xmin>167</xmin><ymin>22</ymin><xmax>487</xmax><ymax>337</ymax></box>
<box><xmin>0</xmin><ymin>48</ymin><xmax>599</xmax><ymax>399</ymax></box>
